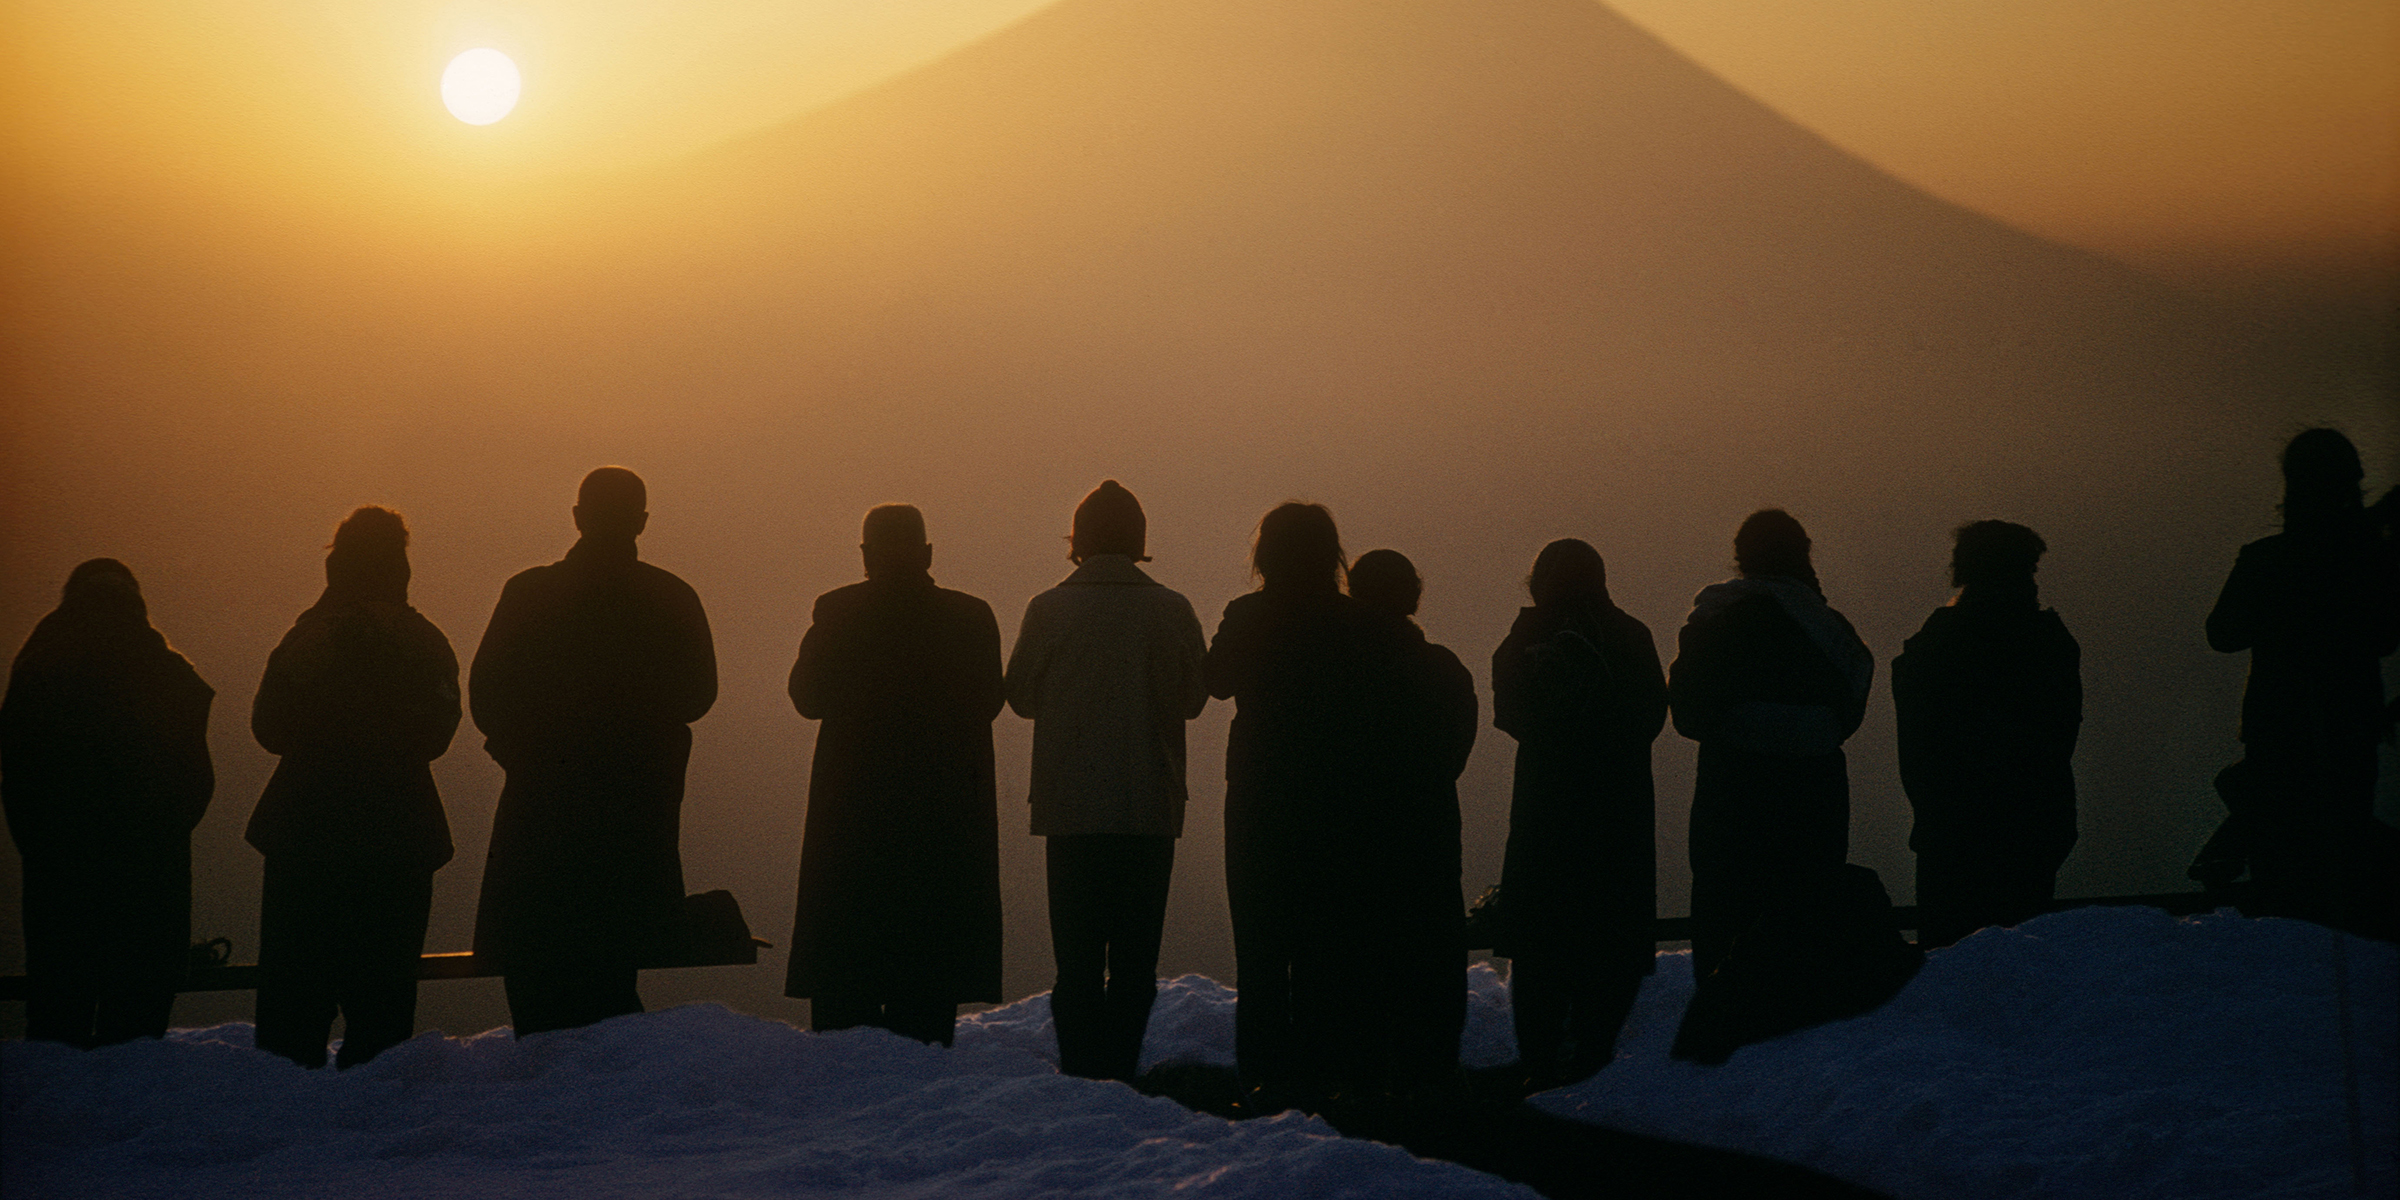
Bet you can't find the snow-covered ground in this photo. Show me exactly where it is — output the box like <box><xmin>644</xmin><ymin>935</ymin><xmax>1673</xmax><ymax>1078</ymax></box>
<box><xmin>5</xmin><ymin>907</ymin><xmax>2392</xmax><ymax>1200</ymax></box>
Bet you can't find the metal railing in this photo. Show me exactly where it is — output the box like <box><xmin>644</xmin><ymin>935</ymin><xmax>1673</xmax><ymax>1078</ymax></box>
<box><xmin>1</xmin><ymin>892</ymin><xmax>2225</xmax><ymax>1002</ymax></box>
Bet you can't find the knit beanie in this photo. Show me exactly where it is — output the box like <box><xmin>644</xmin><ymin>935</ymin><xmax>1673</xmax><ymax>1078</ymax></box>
<box><xmin>1072</xmin><ymin>480</ymin><xmax>1147</xmax><ymax>561</ymax></box>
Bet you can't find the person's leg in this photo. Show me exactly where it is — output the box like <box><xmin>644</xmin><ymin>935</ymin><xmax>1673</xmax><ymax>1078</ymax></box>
<box><xmin>1100</xmin><ymin>836</ymin><xmax>1176</xmax><ymax>1081</ymax></box>
<box><xmin>21</xmin><ymin>859</ymin><xmax>101</xmax><ymax>1047</ymax></box>
<box><xmin>93</xmin><ymin>839</ymin><xmax>190</xmax><ymax>1046</ymax></box>
<box><xmin>808</xmin><ymin>991</ymin><xmax>880</xmax><ymax>1033</ymax></box>
<box><xmin>881</xmin><ymin>993</ymin><xmax>958</xmax><ymax>1047</ymax></box>
<box><xmin>254</xmin><ymin>859</ymin><xmax>337</xmax><ymax>1068</ymax></box>
<box><xmin>1226</xmin><ymin>797</ymin><xmax>1300</xmax><ymax>1087</ymax></box>
<box><xmin>1914</xmin><ymin>853</ymin><xmax>1975</xmax><ymax>950</ymax></box>
<box><xmin>334</xmin><ymin>871</ymin><xmax>433</xmax><ymax>1069</ymax></box>
<box><xmin>1389</xmin><ymin>904</ymin><xmax>1466</xmax><ymax>1087</ymax></box>
<box><xmin>1562</xmin><ymin>951</ymin><xmax>1646</xmax><ymax>1080</ymax></box>
<box><xmin>506</xmin><ymin>963</ymin><xmax>641</xmax><ymax>1037</ymax></box>
<box><xmin>1046</xmin><ymin>836</ymin><xmax>1112</xmax><ymax>1077</ymax></box>
<box><xmin>1509</xmin><ymin>952</ymin><xmax>1566</xmax><ymax>1084</ymax></box>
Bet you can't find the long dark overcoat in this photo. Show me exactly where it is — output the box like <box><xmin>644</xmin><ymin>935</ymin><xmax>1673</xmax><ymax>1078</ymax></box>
<box><xmin>785</xmin><ymin>573</ymin><xmax>1005</xmax><ymax>1004</ymax></box>
<box><xmin>1492</xmin><ymin>599</ymin><xmax>1665</xmax><ymax>965</ymax></box>
<box><xmin>1669</xmin><ymin>578</ymin><xmax>1871</xmax><ymax>977</ymax></box>
<box><xmin>1</xmin><ymin>575</ymin><xmax>214</xmax><ymax>1038</ymax></box>
<box><xmin>470</xmin><ymin>537</ymin><xmax>716</xmax><ymax>968</ymax></box>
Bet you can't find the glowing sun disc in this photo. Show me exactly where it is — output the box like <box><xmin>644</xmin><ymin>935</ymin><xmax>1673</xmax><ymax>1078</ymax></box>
<box><xmin>442</xmin><ymin>49</ymin><xmax>521</xmax><ymax>125</ymax></box>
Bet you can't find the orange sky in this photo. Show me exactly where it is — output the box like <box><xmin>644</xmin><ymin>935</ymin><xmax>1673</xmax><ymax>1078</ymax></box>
<box><xmin>6</xmin><ymin>0</ymin><xmax>2394</xmax><ymax>291</ymax></box>
<box><xmin>1</xmin><ymin>0</ymin><xmax>2393</xmax><ymax>1036</ymax></box>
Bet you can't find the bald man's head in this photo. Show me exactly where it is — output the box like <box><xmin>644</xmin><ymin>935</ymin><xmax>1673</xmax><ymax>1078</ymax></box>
<box><xmin>861</xmin><ymin>503</ymin><xmax>934</xmax><ymax>579</ymax></box>
<box><xmin>573</xmin><ymin>466</ymin><xmax>650</xmax><ymax>540</ymax></box>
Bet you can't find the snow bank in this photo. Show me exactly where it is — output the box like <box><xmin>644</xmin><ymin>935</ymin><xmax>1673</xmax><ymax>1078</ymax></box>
<box><xmin>3</xmin><ymin>1004</ymin><xmax>1530</xmax><ymax>1200</ymax></box>
<box><xmin>1538</xmin><ymin>907</ymin><xmax>2397</xmax><ymax>1200</ymax></box>
<box><xmin>5</xmin><ymin>907</ymin><xmax>2390</xmax><ymax>1200</ymax></box>
<box><xmin>951</xmin><ymin>963</ymin><xmax>1520</xmax><ymax>1073</ymax></box>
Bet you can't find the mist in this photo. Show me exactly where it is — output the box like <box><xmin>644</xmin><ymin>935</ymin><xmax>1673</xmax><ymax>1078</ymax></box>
<box><xmin>3</xmin><ymin>0</ymin><xmax>2394</xmax><ymax>1040</ymax></box>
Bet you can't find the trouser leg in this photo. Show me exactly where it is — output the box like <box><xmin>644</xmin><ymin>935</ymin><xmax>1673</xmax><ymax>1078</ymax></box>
<box><xmin>1102</xmin><ymin>837</ymin><xmax>1174</xmax><ymax>1081</ymax></box>
<box><xmin>1565</xmin><ymin>958</ymin><xmax>1644</xmax><ymax>1074</ymax></box>
<box><xmin>1509</xmin><ymin>953</ymin><xmax>1565</xmax><ymax>1077</ymax></box>
<box><xmin>505</xmin><ymin>963</ymin><xmax>641</xmax><ymax>1037</ymax></box>
<box><xmin>334</xmin><ymin>872</ymin><xmax>433</xmax><ymax>1069</ymax></box>
<box><xmin>809</xmin><ymin>991</ymin><xmax>880</xmax><ymax>1033</ymax></box>
<box><xmin>1046</xmin><ymin>837</ymin><xmax>1112</xmax><ymax>1077</ymax></box>
<box><xmin>1227</xmin><ymin>820</ymin><xmax>1301</xmax><ymax>1086</ymax></box>
<box><xmin>255</xmin><ymin>859</ymin><xmax>337</xmax><ymax>1068</ymax></box>
<box><xmin>881</xmin><ymin>994</ymin><xmax>958</xmax><ymax>1047</ymax></box>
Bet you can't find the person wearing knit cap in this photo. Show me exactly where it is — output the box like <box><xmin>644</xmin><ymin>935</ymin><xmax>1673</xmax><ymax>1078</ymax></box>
<box><xmin>788</xmin><ymin>503</ymin><xmax>1005</xmax><ymax>1047</ymax></box>
<box><xmin>248</xmin><ymin>506</ymin><xmax>460</xmax><ymax>1068</ymax></box>
<box><xmin>1004</xmin><ymin>481</ymin><xmax>1207</xmax><ymax>1080</ymax></box>
<box><xmin>471</xmin><ymin>468</ymin><xmax>717</xmax><ymax>1036</ymax></box>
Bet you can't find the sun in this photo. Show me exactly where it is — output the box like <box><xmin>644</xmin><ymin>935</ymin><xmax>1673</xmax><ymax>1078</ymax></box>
<box><xmin>441</xmin><ymin>49</ymin><xmax>521</xmax><ymax>126</ymax></box>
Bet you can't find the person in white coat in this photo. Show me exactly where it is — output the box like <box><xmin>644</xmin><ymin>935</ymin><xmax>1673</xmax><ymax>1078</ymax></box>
<box><xmin>1005</xmin><ymin>481</ymin><xmax>1208</xmax><ymax>1080</ymax></box>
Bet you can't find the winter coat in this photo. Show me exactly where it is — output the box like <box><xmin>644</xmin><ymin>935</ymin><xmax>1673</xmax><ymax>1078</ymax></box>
<box><xmin>470</xmin><ymin>535</ymin><xmax>717</xmax><ymax>968</ymax></box>
<box><xmin>1357</xmin><ymin>615</ymin><xmax>1477</xmax><ymax>900</ymax></box>
<box><xmin>1205</xmin><ymin>587</ymin><xmax>1388</xmax><ymax>889</ymax></box>
<box><xmin>2</xmin><ymin>570</ymin><xmax>213</xmax><ymax>1014</ymax></box>
<box><xmin>1669</xmin><ymin>575</ymin><xmax>1872</xmax><ymax>756</ymax></box>
<box><xmin>247</xmin><ymin>590</ymin><xmax>460</xmax><ymax>874</ymax></box>
<box><xmin>1670</xmin><ymin>574</ymin><xmax>1872</xmax><ymax>976</ymax></box>
<box><xmin>1004</xmin><ymin>555</ymin><xmax>1207</xmax><ymax>838</ymax></box>
<box><xmin>2206</xmin><ymin>520</ymin><xmax>2400</xmax><ymax>770</ymax></box>
<box><xmin>1491</xmin><ymin>599</ymin><xmax>1665</xmax><ymax>960</ymax></box>
<box><xmin>786</xmin><ymin>572</ymin><xmax>1005</xmax><ymax>1003</ymax></box>
<box><xmin>1892</xmin><ymin>594</ymin><xmax>2079</xmax><ymax>866</ymax></box>
<box><xmin>2</xmin><ymin>587</ymin><xmax>214</xmax><ymax>861</ymax></box>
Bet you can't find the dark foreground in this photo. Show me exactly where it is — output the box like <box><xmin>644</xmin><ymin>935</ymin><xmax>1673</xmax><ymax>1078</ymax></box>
<box><xmin>1137</xmin><ymin>1064</ymin><xmax>1885</xmax><ymax>1200</ymax></box>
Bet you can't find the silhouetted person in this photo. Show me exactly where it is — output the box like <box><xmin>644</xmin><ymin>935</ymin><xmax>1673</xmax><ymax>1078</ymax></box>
<box><xmin>1491</xmin><ymin>539</ymin><xmax>1665</xmax><ymax>1089</ymax></box>
<box><xmin>2</xmin><ymin>559</ymin><xmax>213</xmax><ymax>1047</ymax></box>
<box><xmin>1340</xmin><ymin>548</ymin><xmax>1477</xmax><ymax>1091</ymax></box>
<box><xmin>1893</xmin><ymin>521</ymin><xmax>2079</xmax><ymax>950</ymax></box>
<box><xmin>247</xmin><ymin>507</ymin><xmax>460</xmax><ymax>1068</ymax></box>
<box><xmin>1205</xmin><ymin>502</ymin><xmax>1378</xmax><ymax>1094</ymax></box>
<box><xmin>471</xmin><ymin>467</ymin><xmax>717</xmax><ymax>1036</ymax></box>
<box><xmin>1669</xmin><ymin>510</ymin><xmax>1873</xmax><ymax>982</ymax></box>
<box><xmin>1004</xmin><ymin>481</ymin><xmax>1207</xmax><ymax>1080</ymax></box>
<box><xmin>788</xmin><ymin>504</ymin><xmax>1005</xmax><ymax>1046</ymax></box>
<box><xmin>2202</xmin><ymin>430</ymin><xmax>2400</xmax><ymax>933</ymax></box>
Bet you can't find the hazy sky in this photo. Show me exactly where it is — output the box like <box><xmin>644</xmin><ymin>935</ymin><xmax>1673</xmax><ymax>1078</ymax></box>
<box><xmin>2</xmin><ymin>0</ymin><xmax>2393</xmax><ymax>1037</ymax></box>
<box><xmin>6</xmin><ymin>0</ymin><xmax>2394</xmax><ymax>290</ymax></box>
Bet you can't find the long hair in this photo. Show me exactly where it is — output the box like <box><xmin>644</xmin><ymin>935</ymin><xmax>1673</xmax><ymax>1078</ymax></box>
<box><xmin>2279</xmin><ymin>428</ymin><xmax>2364</xmax><ymax>533</ymax></box>
<box><xmin>1526</xmin><ymin>538</ymin><xmax>1609</xmax><ymax>609</ymax></box>
<box><xmin>1251</xmin><ymin>502</ymin><xmax>1345</xmax><ymax>593</ymax></box>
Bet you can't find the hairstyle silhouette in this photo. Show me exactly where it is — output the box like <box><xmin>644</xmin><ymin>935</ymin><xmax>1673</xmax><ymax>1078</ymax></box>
<box><xmin>1527</xmin><ymin>538</ymin><xmax>1609</xmax><ymax>609</ymax></box>
<box><xmin>1949</xmin><ymin>520</ymin><xmax>2046</xmax><ymax>590</ymax></box>
<box><xmin>1734</xmin><ymin>508</ymin><xmax>1819</xmax><ymax>593</ymax></box>
<box><xmin>58</xmin><ymin>557</ymin><xmax>145</xmax><ymax>620</ymax></box>
<box><xmin>1347</xmin><ymin>549</ymin><xmax>1422</xmax><ymax>618</ymax></box>
<box><xmin>1251</xmin><ymin>502</ymin><xmax>1345</xmax><ymax>593</ymax></box>
<box><xmin>1070</xmin><ymin>481</ymin><xmax>1148</xmax><ymax>562</ymax></box>
<box><xmin>2279</xmin><ymin>428</ymin><xmax>2365</xmax><ymax>532</ymax></box>
<box><xmin>327</xmin><ymin>506</ymin><xmax>411</xmax><ymax>602</ymax></box>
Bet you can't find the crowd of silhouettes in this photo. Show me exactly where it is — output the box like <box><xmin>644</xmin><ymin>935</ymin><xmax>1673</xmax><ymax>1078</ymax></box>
<box><xmin>5</xmin><ymin>430</ymin><xmax>2396</xmax><ymax>1094</ymax></box>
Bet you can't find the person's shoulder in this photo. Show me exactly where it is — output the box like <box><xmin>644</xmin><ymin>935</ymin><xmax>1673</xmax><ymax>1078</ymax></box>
<box><xmin>2032</xmin><ymin>607</ymin><xmax>2078</xmax><ymax>648</ymax></box>
<box><xmin>932</xmin><ymin>584</ymin><xmax>998</xmax><ymax>625</ymax></box>
<box><xmin>1601</xmin><ymin>602</ymin><xmax>1655</xmax><ymax>642</ymax></box>
<box><xmin>629</xmin><ymin>559</ymin><xmax>704</xmax><ymax>602</ymax></box>
<box><xmin>812</xmin><ymin>580</ymin><xmax>875</xmax><ymax>621</ymax></box>
<box><xmin>1219</xmin><ymin>589</ymin><xmax>1269</xmax><ymax>621</ymax></box>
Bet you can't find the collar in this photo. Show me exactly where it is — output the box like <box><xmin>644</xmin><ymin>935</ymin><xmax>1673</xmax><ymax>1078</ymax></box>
<box><xmin>1062</xmin><ymin>555</ymin><xmax>1156</xmax><ymax>586</ymax></box>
